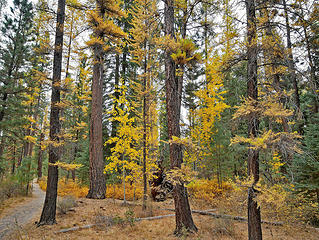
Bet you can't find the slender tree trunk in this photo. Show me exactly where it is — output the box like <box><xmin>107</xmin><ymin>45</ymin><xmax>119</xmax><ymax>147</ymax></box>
<box><xmin>37</xmin><ymin>132</ymin><xmax>44</xmax><ymax>179</ymax></box>
<box><xmin>142</xmin><ymin>42</ymin><xmax>148</xmax><ymax>211</ymax></box>
<box><xmin>164</xmin><ymin>0</ymin><xmax>197</xmax><ymax>234</ymax></box>
<box><xmin>38</xmin><ymin>0</ymin><xmax>66</xmax><ymax>226</ymax></box>
<box><xmin>246</xmin><ymin>0</ymin><xmax>262</xmax><ymax>239</ymax></box>
<box><xmin>299</xmin><ymin>5</ymin><xmax>319</xmax><ymax>113</ymax></box>
<box><xmin>87</xmin><ymin>1</ymin><xmax>106</xmax><ymax>199</ymax></box>
<box><xmin>11</xmin><ymin>143</ymin><xmax>16</xmax><ymax>174</ymax></box>
<box><xmin>111</xmin><ymin>54</ymin><xmax>120</xmax><ymax>139</ymax></box>
<box><xmin>283</xmin><ymin>0</ymin><xmax>300</xmax><ymax>115</ymax></box>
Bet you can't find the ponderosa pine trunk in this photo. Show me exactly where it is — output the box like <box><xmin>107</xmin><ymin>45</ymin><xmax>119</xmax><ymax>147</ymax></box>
<box><xmin>246</xmin><ymin>0</ymin><xmax>262</xmax><ymax>239</ymax></box>
<box><xmin>164</xmin><ymin>0</ymin><xmax>197</xmax><ymax>234</ymax></box>
<box><xmin>38</xmin><ymin>0</ymin><xmax>65</xmax><ymax>226</ymax></box>
<box><xmin>87</xmin><ymin>1</ymin><xmax>106</xmax><ymax>199</ymax></box>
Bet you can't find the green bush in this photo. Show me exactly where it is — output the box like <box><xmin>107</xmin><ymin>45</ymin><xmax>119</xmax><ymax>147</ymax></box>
<box><xmin>0</xmin><ymin>178</ymin><xmax>26</xmax><ymax>204</ymax></box>
<box><xmin>57</xmin><ymin>195</ymin><xmax>77</xmax><ymax>214</ymax></box>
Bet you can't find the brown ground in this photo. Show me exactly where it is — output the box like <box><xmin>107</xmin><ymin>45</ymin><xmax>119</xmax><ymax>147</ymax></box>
<box><xmin>7</xmin><ymin>196</ymin><xmax>319</xmax><ymax>240</ymax></box>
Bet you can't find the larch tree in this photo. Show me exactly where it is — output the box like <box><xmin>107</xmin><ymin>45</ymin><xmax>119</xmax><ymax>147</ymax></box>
<box><xmin>129</xmin><ymin>0</ymin><xmax>160</xmax><ymax>210</ymax></box>
<box><xmin>86</xmin><ymin>0</ymin><xmax>125</xmax><ymax>199</ymax></box>
<box><xmin>245</xmin><ymin>0</ymin><xmax>262</xmax><ymax>239</ymax></box>
<box><xmin>104</xmin><ymin>83</ymin><xmax>142</xmax><ymax>204</ymax></box>
<box><xmin>164</xmin><ymin>0</ymin><xmax>197</xmax><ymax>234</ymax></box>
<box><xmin>38</xmin><ymin>0</ymin><xmax>66</xmax><ymax>226</ymax></box>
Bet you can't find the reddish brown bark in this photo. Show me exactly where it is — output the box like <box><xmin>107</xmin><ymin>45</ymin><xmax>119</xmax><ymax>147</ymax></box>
<box><xmin>87</xmin><ymin>0</ymin><xmax>106</xmax><ymax>199</ymax></box>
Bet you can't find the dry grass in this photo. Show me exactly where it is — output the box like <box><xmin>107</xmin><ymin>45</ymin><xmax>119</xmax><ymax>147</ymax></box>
<box><xmin>12</xmin><ymin>197</ymin><xmax>319</xmax><ymax>240</ymax></box>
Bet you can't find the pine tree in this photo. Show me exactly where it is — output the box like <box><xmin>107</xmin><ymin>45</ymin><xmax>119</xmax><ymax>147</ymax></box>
<box><xmin>86</xmin><ymin>0</ymin><xmax>125</xmax><ymax>199</ymax></box>
<box><xmin>0</xmin><ymin>0</ymin><xmax>34</xmax><ymax>134</ymax></box>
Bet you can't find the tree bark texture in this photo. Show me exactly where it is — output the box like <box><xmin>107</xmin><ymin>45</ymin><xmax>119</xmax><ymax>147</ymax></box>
<box><xmin>246</xmin><ymin>0</ymin><xmax>262</xmax><ymax>239</ymax></box>
<box><xmin>164</xmin><ymin>0</ymin><xmax>197</xmax><ymax>234</ymax></box>
<box><xmin>37</xmin><ymin>132</ymin><xmax>44</xmax><ymax>179</ymax></box>
<box><xmin>142</xmin><ymin>44</ymin><xmax>148</xmax><ymax>211</ymax></box>
<box><xmin>38</xmin><ymin>0</ymin><xmax>65</xmax><ymax>226</ymax></box>
<box><xmin>87</xmin><ymin>1</ymin><xmax>106</xmax><ymax>199</ymax></box>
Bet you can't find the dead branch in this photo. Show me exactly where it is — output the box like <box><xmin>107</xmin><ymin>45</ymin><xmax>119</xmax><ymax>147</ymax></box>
<box><xmin>56</xmin><ymin>224</ymin><xmax>96</xmax><ymax>233</ymax></box>
<box><xmin>135</xmin><ymin>214</ymin><xmax>176</xmax><ymax>221</ymax></box>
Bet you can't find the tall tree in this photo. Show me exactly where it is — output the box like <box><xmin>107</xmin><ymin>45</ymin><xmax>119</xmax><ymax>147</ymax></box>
<box><xmin>164</xmin><ymin>0</ymin><xmax>197</xmax><ymax>234</ymax></box>
<box><xmin>130</xmin><ymin>0</ymin><xmax>160</xmax><ymax>210</ymax></box>
<box><xmin>86</xmin><ymin>0</ymin><xmax>125</xmax><ymax>199</ymax></box>
<box><xmin>245</xmin><ymin>0</ymin><xmax>262</xmax><ymax>239</ymax></box>
<box><xmin>38</xmin><ymin>0</ymin><xmax>66</xmax><ymax>225</ymax></box>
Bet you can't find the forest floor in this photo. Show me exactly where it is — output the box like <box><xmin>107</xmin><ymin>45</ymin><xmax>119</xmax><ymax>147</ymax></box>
<box><xmin>0</xmin><ymin>181</ymin><xmax>45</xmax><ymax>239</ymax></box>
<box><xmin>2</xmin><ymin>189</ymin><xmax>318</xmax><ymax>240</ymax></box>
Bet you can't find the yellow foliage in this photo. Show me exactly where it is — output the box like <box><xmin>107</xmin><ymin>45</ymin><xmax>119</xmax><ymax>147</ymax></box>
<box><xmin>105</xmin><ymin>183</ymin><xmax>143</xmax><ymax>201</ymax></box>
<box><xmin>187</xmin><ymin>179</ymin><xmax>233</xmax><ymax>203</ymax></box>
<box><xmin>49</xmin><ymin>161</ymin><xmax>83</xmax><ymax>171</ymax></box>
<box><xmin>38</xmin><ymin>177</ymin><xmax>89</xmax><ymax>198</ymax></box>
<box><xmin>231</xmin><ymin>130</ymin><xmax>302</xmax><ymax>153</ymax></box>
<box><xmin>166</xmin><ymin>164</ymin><xmax>196</xmax><ymax>186</ymax></box>
<box><xmin>24</xmin><ymin>135</ymin><xmax>37</xmax><ymax>144</ymax></box>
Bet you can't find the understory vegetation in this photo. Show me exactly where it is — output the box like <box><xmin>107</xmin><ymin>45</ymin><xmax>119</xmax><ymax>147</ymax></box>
<box><xmin>0</xmin><ymin>0</ymin><xmax>318</xmax><ymax>238</ymax></box>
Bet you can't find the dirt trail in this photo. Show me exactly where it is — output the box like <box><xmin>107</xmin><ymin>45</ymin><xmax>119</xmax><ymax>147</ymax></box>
<box><xmin>0</xmin><ymin>182</ymin><xmax>45</xmax><ymax>239</ymax></box>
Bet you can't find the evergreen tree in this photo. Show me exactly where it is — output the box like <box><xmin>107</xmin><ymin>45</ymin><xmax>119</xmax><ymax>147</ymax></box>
<box><xmin>86</xmin><ymin>0</ymin><xmax>125</xmax><ymax>199</ymax></box>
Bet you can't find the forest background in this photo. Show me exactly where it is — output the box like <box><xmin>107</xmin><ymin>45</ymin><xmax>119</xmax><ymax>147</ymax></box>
<box><xmin>0</xmin><ymin>0</ymin><xmax>318</xmax><ymax>238</ymax></box>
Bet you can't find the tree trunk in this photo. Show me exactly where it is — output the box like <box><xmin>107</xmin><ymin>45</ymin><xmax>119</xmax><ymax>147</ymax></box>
<box><xmin>246</xmin><ymin>0</ymin><xmax>262</xmax><ymax>239</ymax></box>
<box><xmin>299</xmin><ymin>4</ymin><xmax>319</xmax><ymax>113</ymax></box>
<box><xmin>142</xmin><ymin>42</ymin><xmax>148</xmax><ymax>211</ymax></box>
<box><xmin>11</xmin><ymin>143</ymin><xmax>16</xmax><ymax>174</ymax></box>
<box><xmin>87</xmin><ymin>1</ymin><xmax>106</xmax><ymax>199</ymax></box>
<box><xmin>38</xmin><ymin>0</ymin><xmax>66</xmax><ymax>226</ymax></box>
<box><xmin>37</xmin><ymin>132</ymin><xmax>44</xmax><ymax>179</ymax></box>
<box><xmin>283</xmin><ymin>0</ymin><xmax>300</xmax><ymax>116</ymax></box>
<box><xmin>164</xmin><ymin>0</ymin><xmax>197</xmax><ymax>234</ymax></box>
<box><xmin>111</xmin><ymin>53</ymin><xmax>120</xmax><ymax>139</ymax></box>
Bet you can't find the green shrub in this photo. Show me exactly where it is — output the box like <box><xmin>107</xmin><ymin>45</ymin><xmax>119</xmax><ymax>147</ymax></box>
<box><xmin>57</xmin><ymin>195</ymin><xmax>77</xmax><ymax>214</ymax></box>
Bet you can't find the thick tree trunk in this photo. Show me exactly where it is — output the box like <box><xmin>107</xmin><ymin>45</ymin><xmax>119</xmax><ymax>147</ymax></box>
<box><xmin>246</xmin><ymin>0</ymin><xmax>262</xmax><ymax>239</ymax></box>
<box><xmin>87</xmin><ymin>1</ymin><xmax>106</xmax><ymax>199</ymax></box>
<box><xmin>38</xmin><ymin>0</ymin><xmax>66</xmax><ymax>226</ymax></box>
<box><xmin>164</xmin><ymin>0</ymin><xmax>197</xmax><ymax>234</ymax></box>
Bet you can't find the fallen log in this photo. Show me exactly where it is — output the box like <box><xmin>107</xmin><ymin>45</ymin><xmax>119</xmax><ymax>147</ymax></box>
<box><xmin>56</xmin><ymin>224</ymin><xmax>96</xmax><ymax>233</ymax></box>
<box><xmin>164</xmin><ymin>208</ymin><xmax>283</xmax><ymax>226</ymax></box>
<box><xmin>56</xmin><ymin>209</ymin><xmax>283</xmax><ymax>234</ymax></box>
<box><xmin>136</xmin><ymin>214</ymin><xmax>175</xmax><ymax>221</ymax></box>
